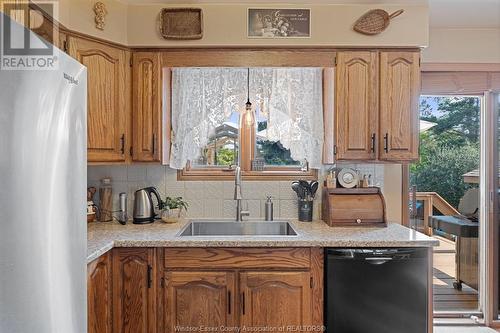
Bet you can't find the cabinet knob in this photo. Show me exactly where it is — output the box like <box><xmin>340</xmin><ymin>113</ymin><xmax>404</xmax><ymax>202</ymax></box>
<box><xmin>356</xmin><ymin>219</ymin><xmax>362</xmax><ymax>224</ymax></box>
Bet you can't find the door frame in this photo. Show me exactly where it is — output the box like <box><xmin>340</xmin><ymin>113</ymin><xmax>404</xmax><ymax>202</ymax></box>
<box><xmin>483</xmin><ymin>91</ymin><xmax>499</xmax><ymax>327</ymax></box>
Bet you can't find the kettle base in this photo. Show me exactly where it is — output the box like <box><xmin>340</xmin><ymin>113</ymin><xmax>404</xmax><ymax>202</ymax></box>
<box><xmin>133</xmin><ymin>218</ymin><xmax>155</xmax><ymax>224</ymax></box>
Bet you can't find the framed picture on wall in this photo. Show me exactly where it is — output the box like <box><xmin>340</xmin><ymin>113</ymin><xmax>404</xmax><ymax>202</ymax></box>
<box><xmin>247</xmin><ymin>8</ymin><xmax>311</xmax><ymax>38</ymax></box>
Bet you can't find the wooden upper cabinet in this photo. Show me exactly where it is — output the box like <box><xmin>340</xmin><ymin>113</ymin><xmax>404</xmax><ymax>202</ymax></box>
<box><xmin>28</xmin><ymin>6</ymin><xmax>60</xmax><ymax>48</ymax></box>
<box><xmin>379</xmin><ymin>51</ymin><xmax>420</xmax><ymax>161</ymax></box>
<box><xmin>112</xmin><ymin>248</ymin><xmax>156</xmax><ymax>333</ymax></box>
<box><xmin>132</xmin><ymin>52</ymin><xmax>162</xmax><ymax>162</ymax></box>
<box><xmin>239</xmin><ymin>271</ymin><xmax>312</xmax><ymax>330</ymax></box>
<box><xmin>163</xmin><ymin>271</ymin><xmax>236</xmax><ymax>331</ymax></box>
<box><xmin>87</xmin><ymin>252</ymin><xmax>112</xmax><ymax>333</ymax></box>
<box><xmin>68</xmin><ymin>36</ymin><xmax>129</xmax><ymax>163</ymax></box>
<box><xmin>335</xmin><ymin>51</ymin><xmax>378</xmax><ymax>160</ymax></box>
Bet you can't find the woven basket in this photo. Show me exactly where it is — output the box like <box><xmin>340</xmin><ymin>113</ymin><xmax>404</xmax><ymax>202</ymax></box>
<box><xmin>159</xmin><ymin>8</ymin><xmax>203</xmax><ymax>40</ymax></box>
<box><xmin>353</xmin><ymin>9</ymin><xmax>404</xmax><ymax>35</ymax></box>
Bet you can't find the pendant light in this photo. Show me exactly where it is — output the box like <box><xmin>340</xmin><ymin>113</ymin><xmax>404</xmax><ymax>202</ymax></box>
<box><xmin>241</xmin><ymin>68</ymin><xmax>256</xmax><ymax>127</ymax></box>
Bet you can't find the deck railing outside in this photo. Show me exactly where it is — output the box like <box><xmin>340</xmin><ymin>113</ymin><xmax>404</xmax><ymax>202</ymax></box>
<box><xmin>414</xmin><ymin>192</ymin><xmax>461</xmax><ymax>236</ymax></box>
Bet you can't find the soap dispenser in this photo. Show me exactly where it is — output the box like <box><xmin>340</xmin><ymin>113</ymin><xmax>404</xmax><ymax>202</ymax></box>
<box><xmin>265</xmin><ymin>196</ymin><xmax>274</xmax><ymax>221</ymax></box>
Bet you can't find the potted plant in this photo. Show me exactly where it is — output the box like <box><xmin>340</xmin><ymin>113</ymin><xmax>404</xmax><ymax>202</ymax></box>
<box><xmin>160</xmin><ymin>196</ymin><xmax>188</xmax><ymax>223</ymax></box>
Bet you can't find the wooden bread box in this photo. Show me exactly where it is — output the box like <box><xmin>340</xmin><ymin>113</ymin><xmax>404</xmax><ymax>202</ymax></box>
<box><xmin>322</xmin><ymin>187</ymin><xmax>387</xmax><ymax>227</ymax></box>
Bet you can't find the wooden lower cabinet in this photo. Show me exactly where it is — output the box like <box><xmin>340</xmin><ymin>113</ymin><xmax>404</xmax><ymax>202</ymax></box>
<box><xmin>112</xmin><ymin>248</ymin><xmax>156</xmax><ymax>333</ymax></box>
<box><xmin>240</xmin><ymin>271</ymin><xmax>312</xmax><ymax>330</ymax></box>
<box><xmin>161</xmin><ymin>248</ymin><xmax>322</xmax><ymax>332</ymax></box>
<box><xmin>88</xmin><ymin>248</ymin><xmax>323</xmax><ymax>332</ymax></box>
<box><xmin>162</xmin><ymin>271</ymin><xmax>236</xmax><ymax>331</ymax></box>
<box><xmin>87</xmin><ymin>252</ymin><xmax>112</xmax><ymax>333</ymax></box>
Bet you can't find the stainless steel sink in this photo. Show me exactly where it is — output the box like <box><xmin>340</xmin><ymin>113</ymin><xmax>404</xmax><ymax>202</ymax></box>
<box><xmin>177</xmin><ymin>220</ymin><xmax>298</xmax><ymax>237</ymax></box>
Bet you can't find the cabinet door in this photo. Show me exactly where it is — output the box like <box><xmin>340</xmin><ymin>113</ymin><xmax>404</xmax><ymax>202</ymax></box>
<box><xmin>239</xmin><ymin>271</ymin><xmax>312</xmax><ymax>331</ymax></box>
<box><xmin>112</xmin><ymin>248</ymin><xmax>156</xmax><ymax>333</ymax></box>
<box><xmin>87</xmin><ymin>252</ymin><xmax>112</xmax><ymax>333</ymax></box>
<box><xmin>68</xmin><ymin>36</ymin><xmax>129</xmax><ymax>163</ymax></box>
<box><xmin>163</xmin><ymin>271</ymin><xmax>236</xmax><ymax>331</ymax></box>
<box><xmin>132</xmin><ymin>52</ymin><xmax>162</xmax><ymax>162</ymax></box>
<box><xmin>335</xmin><ymin>51</ymin><xmax>378</xmax><ymax>160</ymax></box>
<box><xmin>29</xmin><ymin>6</ymin><xmax>60</xmax><ymax>48</ymax></box>
<box><xmin>379</xmin><ymin>51</ymin><xmax>420</xmax><ymax>161</ymax></box>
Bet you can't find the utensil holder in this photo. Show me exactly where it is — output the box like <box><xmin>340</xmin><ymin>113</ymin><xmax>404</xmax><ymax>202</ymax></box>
<box><xmin>298</xmin><ymin>199</ymin><xmax>313</xmax><ymax>222</ymax></box>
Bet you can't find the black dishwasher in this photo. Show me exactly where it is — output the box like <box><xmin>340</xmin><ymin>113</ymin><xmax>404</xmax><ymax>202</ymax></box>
<box><xmin>325</xmin><ymin>248</ymin><xmax>429</xmax><ymax>333</ymax></box>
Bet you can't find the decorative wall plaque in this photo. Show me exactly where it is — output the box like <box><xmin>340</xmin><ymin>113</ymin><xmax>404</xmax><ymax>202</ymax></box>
<box><xmin>248</xmin><ymin>8</ymin><xmax>311</xmax><ymax>38</ymax></box>
<box><xmin>353</xmin><ymin>9</ymin><xmax>404</xmax><ymax>35</ymax></box>
<box><xmin>159</xmin><ymin>8</ymin><xmax>203</xmax><ymax>40</ymax></box>
<box><xmin>93</xmin><ymin>2</ymin><xmax>107</xmax><ymax>31</ymax></box>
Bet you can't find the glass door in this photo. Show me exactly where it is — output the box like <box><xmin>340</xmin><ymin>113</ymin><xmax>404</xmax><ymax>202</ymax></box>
<box><xmin>411</xmin><ymin>95</ymin><xmax>482</xmax><ymax>317</ymax></box>
<box><xmin>484</xmin><ymin>92</ymin><xmax>500</xmax><ymax>323</ymax></box>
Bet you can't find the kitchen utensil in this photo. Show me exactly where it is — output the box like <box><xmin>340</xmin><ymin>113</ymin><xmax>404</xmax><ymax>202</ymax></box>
<box><xmin>338</xmin><ymin>168</ymin><xmax>359</xmax><ymax>189</ymax></box>
<box><xmin>87</xmin><ymin>187</ymin><xmax>96</xmax><ymax>201</ymax></box>
<box><xmin>133</xmin><ymin>187</ymin><xmax>162</xmax><ymax>224</ymax></box>
<box><xmin>291</xmin><ymin>182</ymin><xmax>304</xmax><ymax>199</ymax></box>
<box><xmin>87</xmin><ymin>187</ymin><xmax>97</xmax><ymax>223</ymax></box>
<box><xmin>310</xmin><ymin>181</ymin><xmax>319</xmax><ymax>198</ymax></box>
<box><xmin>299</xmin><ymin>180</ymin><xmax>311</xmax><ymax>198</ymax></box>
<box><xmin>298</xmin><ymin>199</ymin><xmax>313</xmax><ymax>222</ymax></box>
<box><xmin>98</xmin><ymin>178</ymin><xmax>113</xmax><ymax>222</ymax></box>
<box><xmin>353</xmin><ymin>9</ymin><xmax>404</xmax><ymax>35</ymax></box>
<box><xmin>117</xmin><ymin>192</ymin><xmax>128</xmax><ymax>225</ymax></box>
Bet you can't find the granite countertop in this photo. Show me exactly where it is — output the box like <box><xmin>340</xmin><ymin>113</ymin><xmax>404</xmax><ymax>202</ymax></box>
<box><xmin>87</xmin><ymin>219</ymin><xmax>438</xmax><ymax>263</ymax></box>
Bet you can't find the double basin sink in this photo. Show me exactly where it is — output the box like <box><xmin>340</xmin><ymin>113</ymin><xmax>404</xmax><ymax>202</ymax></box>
<box><xmin>178</xmin><ymin>220</ymin><xmax>298</xmax><ymax>237</ymax></box>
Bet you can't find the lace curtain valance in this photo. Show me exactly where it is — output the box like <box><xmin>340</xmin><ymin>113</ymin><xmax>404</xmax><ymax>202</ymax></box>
<box><xmin>170</xmin><ymin>67</ymin><xmax>324</xmax><ymax>169</ymax></box>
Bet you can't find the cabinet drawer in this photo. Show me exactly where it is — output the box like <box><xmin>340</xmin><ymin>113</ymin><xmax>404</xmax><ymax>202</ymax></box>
<box><xmin>164</xmin><ymin>248</ymin><xmax>311</xmax><ymax>269</ymax></box>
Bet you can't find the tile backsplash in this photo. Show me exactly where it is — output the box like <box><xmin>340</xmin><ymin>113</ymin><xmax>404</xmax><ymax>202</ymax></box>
<box><xmin>88</xmin><ymin>163</ymin><xmax>386</xmax><ymax>221</ymax></box>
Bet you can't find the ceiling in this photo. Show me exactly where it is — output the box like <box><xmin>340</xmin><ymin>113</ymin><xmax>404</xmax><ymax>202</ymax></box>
<box><xmin>123</xmin><ymin>0</ymin><xmax>500</xmax><ymax>29</ymax></box>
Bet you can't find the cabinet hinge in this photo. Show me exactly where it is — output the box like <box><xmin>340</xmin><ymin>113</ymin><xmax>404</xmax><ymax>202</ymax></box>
<box><xmin>63</xmin><ymin>40</ymin><xmax>68</xmax><ymax>53</ymax></box>
<box><xmin>334</xmin><ymin>55</ymin><xmax>337</xmax><ymax>67</ymax></box>
<box><xmin>310</xmin><ymin>276</ymin><xmax>313</xmax><ymax>289</ymax></box>
<box><xmin>130</xmin><ymin>57</ymin><xmax>133</xmax><ymax>67</ymax></box>
<box><xmin>333</xmin><ymin>145</ymin><xmax>337</xmax><ymax>155</ymax></box>
<box><xmin>130</xmin><ymin>146</ymin><xmax>133</xmax><ymax>157</ymax></box>
<box><xmin>160</xmin><ymin>277</ymin><xmax>165</xmax><ymax>288</ymax></box>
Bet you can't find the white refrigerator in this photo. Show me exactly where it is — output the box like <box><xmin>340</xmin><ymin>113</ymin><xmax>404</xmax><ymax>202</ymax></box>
<box><xmin>0</xmin><ymin>13</ymin><xmax>87</xmax><ymax>333</ymax></box>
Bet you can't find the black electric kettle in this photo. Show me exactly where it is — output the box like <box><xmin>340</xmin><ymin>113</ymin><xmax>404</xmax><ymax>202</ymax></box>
<box><xmin>133</xmin><ymin>187</ymin><xmax>161</xmax><ymax>224</ymax></box>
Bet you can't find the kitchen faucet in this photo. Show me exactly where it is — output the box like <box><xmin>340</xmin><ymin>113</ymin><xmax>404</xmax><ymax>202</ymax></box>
<box><xmin>234</xmin><ymin>166</ymin><xmax>250</xmax><ymax>221</ymax></box>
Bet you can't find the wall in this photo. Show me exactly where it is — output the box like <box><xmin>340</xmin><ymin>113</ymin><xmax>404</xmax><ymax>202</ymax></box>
<box><xmin>422</xmin><ymin>28</ymin><xmax>500</xmax><ymax>63</ymax></box>
<box><xmin>32</xmin><ymin>0</ymin><xmax>129</xmax><ymax>45</ymax></box>
<box><xmin>87</xmin><ymin>162</ymin><xmax>404</xmax><ymax>223</ymax></box>
<box><xmin>29</xmin><ymin>1</ymin><xmax>428</xmax><ymax>48</ymax></box>
<box><xmin>127</xmin><ymin>4</ymin><xmax>428</xmax><ymax>48</ymax></box>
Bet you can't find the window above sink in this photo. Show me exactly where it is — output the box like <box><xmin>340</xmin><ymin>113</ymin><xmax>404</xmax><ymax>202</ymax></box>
<box><xmin>168</xmin><ymin>67</ymin><xmax>327</xmax><ymax>181</ymax></box>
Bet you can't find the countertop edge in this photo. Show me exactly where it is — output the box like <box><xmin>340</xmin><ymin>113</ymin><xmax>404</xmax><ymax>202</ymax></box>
<box><xmin>87</xmin><ymin>220</ymin><xmax>438</xmax><ymax>263</ymax></box>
